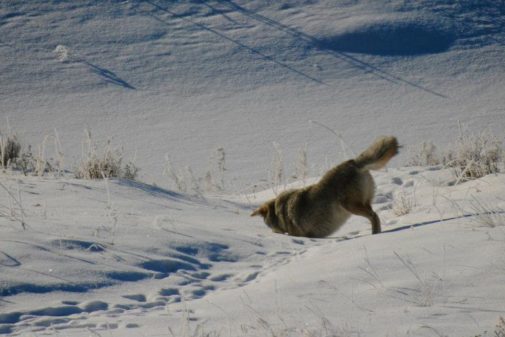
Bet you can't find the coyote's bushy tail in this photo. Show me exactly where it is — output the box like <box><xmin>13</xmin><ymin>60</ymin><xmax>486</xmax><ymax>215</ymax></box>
<box><xmin>354</xmin><ymin>136</ymin><xmax>399</xmax><ymax>171</ymax></box>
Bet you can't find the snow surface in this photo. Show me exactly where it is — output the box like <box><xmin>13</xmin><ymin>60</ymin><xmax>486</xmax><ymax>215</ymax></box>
<box><xmin>1</xmin><ymin>167</ymin><xmax>504</xmax><ymax>336</ymax></box>
<box><xmin>2</xmin><ymin>0</ymin><xmax>505</xmax><ymax>186</ymax></box>
<box><xmin>1</xmin><ymin>0</ymin><xmax>505</xmax><ymax>336</ymax></box>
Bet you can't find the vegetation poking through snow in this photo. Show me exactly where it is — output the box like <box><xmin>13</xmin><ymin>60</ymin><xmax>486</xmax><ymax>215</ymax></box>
<box><xmin>164</xmin><ymin>147</ymin><xmax>226</xmax><ymax>196</ymax></box>
<box><xmin>392</xmin><ymin>187</ymin><xmax>416</xmax><ymax>216</ymax></box>
<box><xmin>1</xmin><ymin>128</ymin><xmax>65</xmax><ymax>177</ymax></box>
<box><xmin>408</xmin><ymin>127</ymin><xmax>504</xmax><ymax>183</ymax></box>
<box><xmin>0</xmin><ymin>131</ymin><xmax>21</xmax><ymax>168</ymax></box>
<box><xmin>407</xmin><ymin>141</ymin><xmax>440</xmax><ymax>166</ymax></box>
<box><xmin>75</xmin><ymin>130</ymin><xmax>138</xmax><ymax>180</ymax></box>
<box><xmin>444</xmin><ymin>128</ymin><xmax>503</xmax><ymax>183</ymax></box>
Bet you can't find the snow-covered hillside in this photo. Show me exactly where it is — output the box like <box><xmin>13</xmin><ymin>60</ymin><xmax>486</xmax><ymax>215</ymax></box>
<box><xmin>2</xmin><ymin>0</ymin><xmax>504</xmax><ymax>187</ymax></box>
<box><xmin>1</xmin><ymin>167</ymin><xmax>504</xmax><ymax>336</ymax></box>
<box><xmin>1</xmin><ymin>0</ymin><xmax>505</xmax><ymax>336</ymax></box>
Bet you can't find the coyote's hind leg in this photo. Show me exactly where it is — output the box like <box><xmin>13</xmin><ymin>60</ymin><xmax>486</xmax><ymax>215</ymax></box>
<box><xmin>343</xmin><ymin>203</ymin><xmax>381</xmax><ymax>234</ymax></box>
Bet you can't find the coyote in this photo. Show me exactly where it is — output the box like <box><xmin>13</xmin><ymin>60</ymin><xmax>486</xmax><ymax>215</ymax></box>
<box><xmin>251</xmin><ymin>136</ymin><xmax>399</xmax><ymax>237</ymax></box>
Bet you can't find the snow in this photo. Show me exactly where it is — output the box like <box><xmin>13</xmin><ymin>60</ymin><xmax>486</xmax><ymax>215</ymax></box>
<box><xmin>1</xmin><ymin>0</ymin><xmax>505</xmax><ymax>336</ymax></box>
<box><xmin>1</xmin><ymin>168</ymin><xmax>504</xmax><ymax>336</ymax></box>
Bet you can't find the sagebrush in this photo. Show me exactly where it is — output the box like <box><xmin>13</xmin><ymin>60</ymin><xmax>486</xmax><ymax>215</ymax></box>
<box><xmin>444</xmin><ymin>129</ymin><xmax>503</xmax><ymax>182</ymax></box>
<box><xmin>75</xmin><ymin>131</ymin><xmax>138</xmax><ymax>180</ymax></box>
<box><xmin>1</xmin><ymin>129</ymin><xmax>66</xmax><ymax>176</ymax></box>
<box><xmin>407</xmin><ymin>128</ymin><xmax>503</xmax><ymax>183</ymax></box>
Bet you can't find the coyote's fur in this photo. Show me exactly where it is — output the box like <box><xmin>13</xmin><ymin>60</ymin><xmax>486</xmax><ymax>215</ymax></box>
<box><xmin>252</xmin><ymin>136</ymin><xmax>399</xmax><ymax>237</ymax></box>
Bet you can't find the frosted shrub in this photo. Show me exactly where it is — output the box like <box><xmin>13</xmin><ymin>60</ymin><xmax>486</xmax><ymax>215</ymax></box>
<box><xmin>392</xmin><ymin>187</ymin><xmax>416</xmax><ymax>216</ymax></box>
<box><xmin>0</xmin><ymin>130</ymin><xmax>54</xmax><ymax>176</ymax></box>
<box><xmin>12</xmin><ymin>131</ymin><xmax>65</xmax><ymax>177</ymax></box>
<box><xmin>407</xmin><ymin>141</ymin><xmax>440</xmax><ymax>166</ymax></box>
<box><xmin>204</xmin><ymin>147</ymin><xmax>226</xmax><ymax>192</ymax></box>
<box><xmin>407</xmin><ymin>127</ymin><xmax>503</xmax><ymax>183</ymax></box>
<box><xmin>443</xmin><ymin>129</ymin><xmax>503</xmax><ymax>183</ymax></box>
<box><xmin>13</xmin><ymin>146</ymin><xmax>35</xmax><ymax>174</ymax></box>
<box><xmin>164</xmin><ymin>148</ymin><xmax>226</xmax><ymax>196</ymax></box>
<box><xmin>76</xmin><ymin>146</ymin><xmax>122</xmax><ymax>179</ymax></box>
<box><xmin>0</xmin><ymin>133</ymin><xmax>21</xmax><ymax>168</ymax></box>
<box><xmin>75</xmin><ymin>131</ymin><xmax>138</xmax><ymax>180</ymax></box>
<box><xmin>123</xmin><ymin>162</ymin><xmax>139</xmax><ymax>180</ymax></box>
<box><xmin>54</xmin><ymin>44</ymin><xmax>71</xmax><ymax>62</ymax></box>
<box><xmin>163</xmin><ymin>156</ymin><xmax>187</xmax><ymax>192</ymax></box>
<box><xmin>271</xmin><ymin>142</ymin><xmax>284</xmax><ymax>194</ymax></box>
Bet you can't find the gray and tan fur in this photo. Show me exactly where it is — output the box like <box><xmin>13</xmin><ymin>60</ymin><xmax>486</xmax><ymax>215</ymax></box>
<box><xmin>252</xmin><ymin>136</ymin><xmax>399</xmax><ymax>237</ymax></box>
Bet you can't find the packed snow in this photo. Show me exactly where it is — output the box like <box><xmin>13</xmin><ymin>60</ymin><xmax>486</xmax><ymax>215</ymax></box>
<box><xmin>1</xmin><ymin>0</ymin><xmax>504</xmax><ymax>336</ymax></box>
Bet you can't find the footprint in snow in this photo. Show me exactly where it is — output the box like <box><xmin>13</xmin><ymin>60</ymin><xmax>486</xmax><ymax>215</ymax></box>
<box><xmin>191</xmin><ymin>271</ymin><xmax>210</xmax><ymax>279</ymax></box>
<box><xmin>61</xmin><ymin>300</ymin><xmax>79</xmax><ymax>305</ymax></box>
<box><xmin>374</xmin><ymin>192</ymin><xmax>393</xmax><ymax>204</ymax></box>
<box><xmin>273</xmin><ymin>251</ymin><xmax>290</xmax><ymax>255</ymax></box>
<box><xmin>209</xmin><ymin>273</ymin><xmax>233</xmax><ymax>282</ymax></box>
<box><xmin>106</xmin><ymin>271</ymin><xmax>151</xmax><ymax>282</ymax></box>
<box><xmin>99</xmin><ymin>322</ymin><xmax>119</xmax><ymax>330</ymax></box>
<box><xmin>139</xmin><ymin>259</ymin><xmax>196</xmax><ymax>279</ymax></box>
<box><xmin>140</xmin><ymin>301</ymin><xmax>167</xmax><ymax>309</ymax></box>
<box><xmin>191</xmin><ymin>288</ymin><xmax>207</xmax><ymax>299</ymax></box>
<box><xmin>0</xmin><ymin>300</ymin><xmax>110</xmax><ymax>331</ymax></box>
<box><xmin>159</xmin><ymin>288</ymin><xmax>180</xmax><ymax>296</ymax></box>
<box><xmin>391</xmin><ymin>177</ymin><xmax>403</xmax><ymax>185</ymax></box>
<box><xmin>122</xmin><ymin>294</ymin><xmax>147</xmax><ymax>302</ymax></box>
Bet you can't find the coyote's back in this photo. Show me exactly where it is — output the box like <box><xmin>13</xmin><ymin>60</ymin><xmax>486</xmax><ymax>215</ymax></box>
<box><xmin>252</xmin><ymin>136</ymin><xmax>399</xmax><ymax>237</ymax></box>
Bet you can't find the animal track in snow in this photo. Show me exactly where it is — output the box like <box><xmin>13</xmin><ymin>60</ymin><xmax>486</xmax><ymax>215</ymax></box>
<box><xmin>209</xmin><ymin>273</ymin><xmax>233</xmax><ymax>282</ymax></box>
<box><xmin>0</xmin><ymin>300</ymin><xmax>109</xmax><ymax>331</ymax></box>
<box><xmin>122</xmin><ymin>294</ymin><xmax>147</xmax><ymax>302</ymax></box>
<box><xmin>106</xmin><ymin>271</ymin><xmax>151</xmax><ymax>282</ymax></box>
<box><xmin>159</xmin><ymin>288</ymin><xmax>180</xmax><ymax>296</ymax></box>
<box><xmin>50</xmin><ymin>239</ymin><xmax>105</xmax><ymax>252</ymax></box>
<box><xmin>392</xmin><ymin>177</ymin><xmax>403</xmax><ymax>185</ymax></box>
<box><xmin>139</xmin><ymin>259</ymin><xmax>197</xmax><ymax>277</ymax></box>
<box><xmin>375</xmin><ymin>192</ymin><xmax>393</xmax><ymax>204</ymax></box>
<box><xmin>173</xmin><ymin>242</ymin><xmax>237</xmax><ymax>262</ymax></box>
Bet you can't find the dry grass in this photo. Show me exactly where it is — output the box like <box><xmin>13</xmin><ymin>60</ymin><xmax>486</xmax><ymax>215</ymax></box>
<box><xmin>407</xmin><ymin>141</ymin><xmax>440</xmax><ymax>166</ymax></box>
<box><xmin>407</xmin><ymin>127</ymin><xmax>503</xmax><ymax>184</ymax></box>
<box><xmin>0</xmin><ymin>180</ymin><xmax>26</xmax><ymax>229</ymax></box>
<box><xmin>469</xmin><ymin>196</ymin><xmax>505</xmax><ymax>228</ymax></box>
<box><xmin>0</xmin><ymin>132</ymin><xmax>21</xmax><ymax>168</ymax></box>
<box><xmin>443</xmin><ymin>128</ymin><xmax>503</xmax><ymax>183</ymax></box>
<box><xmin>392</xmin><ymin>187</ymin><xmax>416</xmax><ymax>216</ymax></box>
<box><xmin>75</xmin><ymin>130</ymin><xmax>138</xmax><ymax>180</ymax></box>
<box><xmin>163</xmin><ymin>148</ymin><xmax>226</xmax><ymax>196</ymax></box>
<box><xmin>1</xmin><ymin>129</ymin><xmax>65</xmax><ymax>177</ymax></box>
